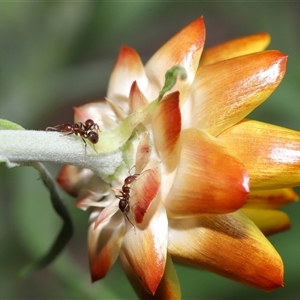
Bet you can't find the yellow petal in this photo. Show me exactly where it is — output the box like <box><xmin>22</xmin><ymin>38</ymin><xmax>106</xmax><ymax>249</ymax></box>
<box><xmin>152</xmin><ymin>91</ymin><xmax>181</xmax><ymax>172</ymax></box>
<box><xmin>186</xmin><ymin>50</ymin><xmax>287</xmax><ymax>136</ymax></box>
<box><xmin>168</xmin><ymin>211</ymin><xmax>283</xmax><ymax>291</ymax></box>
<box><xmin>145</xmin><ymin>17</ymin><xmax>205</xmax><ymax>103</ymax></box>
<box><xmin>107</xmin><ymin>45</ymin><xmax>148</xmax><ymax>106</ymax></box>
<box><xmin>121</xmin><ymin>200</ymin><xmax>168</xmax><ymax>295</ymax></box>
<box><xmin>218</xmin><ymin>119</ymin><xmax>300</xmax><ymax>189</ymax></box>
<box><xmin>165</xmin><ymin>128</ymin><xmax>249</xmax><ymax>217</ymax></box>
<box><xmin>245</xmin><ymin>188</ymin><xmax>298</xmax><ymax>209</ymax></box>
<box><xmin>88</xmin><ymin>211</ymin><xmax>126</xmax><ymax>282</ymax></box>
<box><xmin>242</xmin><ymin>208</ymin><xmax>291</xmax><ymax>236</ymax></box>
<box><xmin>120</xmin><ymin>251</ymin><xmax>181</xmax><ymax>299</ymax></box>
<box><xmin>200</xmin><ymin>32</ymin><xmax>271</xmax><ymax>66</ymax></box>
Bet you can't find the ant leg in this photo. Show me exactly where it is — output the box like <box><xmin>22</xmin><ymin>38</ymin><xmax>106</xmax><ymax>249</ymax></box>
<box><xmin>95</xmin><ymin>124</ymin><xmax>100</xmax><ymax>133</ymax></box>
<box><xmin>92</xmin><ymin>143</ymin><xmax>98</xmax><ymax>154</ymax></box>
<box><xmin>128</xmin><ymin>165</ymin><xmax>136</xmax><ymax>175</ymax></box>
<box><xmin>45</xmin><ymin>126</ymin><xmax>61</xmax><ymax>132</ymax></box>
<box><xmin>124</xmin><ymin>213</ymin><xmax>136</xmax><ymax>231</ymax></box>
<box><xmin>61</xmin><ymin>132</ymin><xmax>74</xmax><ymax>136</ymax></box>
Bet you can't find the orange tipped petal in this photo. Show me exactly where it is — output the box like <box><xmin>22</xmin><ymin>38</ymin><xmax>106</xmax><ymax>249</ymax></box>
<box><xmin>120</xmin><ymin>251</ymin><xmax>180</xmax><ymax>300</ymax></box>
<box><xmin>164</xmin><ymin>128</ymin><xmax>249</xmax><ymax>217</ymax></box>
<box><xmin>107</xmin><ymin>46</ymin><xmax>148</xmax><ymax>104</ymax></box>
<box><xmin>129</xmin><ymin>81</ymin><xmax>149</xmax><ymax>112</ymax></box>
<box><xmin>135</xmin><ymin>132</ymin><xmax>151</xmax><ymax>174</ymax></box>
<box><xmin>242</xmin><ymin>208</ymin><xmax>291</xmax><ymax>236</ymax></box>
<box><xmin>105</xmin><ymin>97</ymin><xmax>128</xmax><ymax>121</ymax></box>
<box><xmin>119</xmin><ymin>251</ymin><xmax>152</xmax><ymax>299</ymax></box>
<box><xmin>245</xmin><ymin>188</ymin><xmax>298</xmax><ymax>209</ymax></box>
<box><xmin>152</xmin><ymin>92</ymin><xmax>181</xmax><ymax>172</ymax></box>
<box><xmin>57</xmin><ymin>165</ymin><xmax>94</xmax><ymax>197</ymax></box>
<box><xmin>218</xmin><ymin>119</ymin><xmax>300</xmax><ymax>189</ymax></box>
<box><xmin>88</xmin><ymin>212</ymin><xmax>126</xmax><ymax>282</ymax></box>
<box><xmin>122</xmin><ymin>200</ymin><xmax>168</xmax><ymax>295</ymax></box>
<box><xmin>93</xmin><ymin>199</ymin><xmax>119</xmax><ymax>229</ymax></box>
<box><xmin>74</xmin><ymin>102</ymin><xmax>117</xmax><ymax>130</ymax></box>
<box><xmin>152</xmin><ymin>253</ymin><xmax>181</xmax><ymax>300</ymax></box>
<box><xmin>132</xmin><ymin>168</ymin><xmax>161</xmax><ymax>224</ymax></box>
<box><xmin>74</xmin><ymin>189</ymin><xmax>111</xmax><ymax>210</ymax></box>
<box><xmin>145</xmin><ymin>17</ymin><xmax>205</xmax><ymax>102</ymax></box>
<box><xmin>200</xmin><ymin>32</ymin><xmax>271</xmax><ymax>66</ymax></box>
<box><xmin>187</xmin><ymin>50</ymin><xmax>287</xmax><ymax>136</ymax></box>
<box><xmin>168</xmin><ymin>211</ymin><xmax>283</xmax><ymax>291</ymax></box>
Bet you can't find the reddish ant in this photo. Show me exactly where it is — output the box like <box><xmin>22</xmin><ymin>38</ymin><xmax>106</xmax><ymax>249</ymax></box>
<box><xmin>115</xmin><ymin>167</ymin><xmax>140</xmax><ymax>227</ymax></box>
<box><xmin>46</xmin><ymin>119</ymin><xmax>100</xmax><ymax>154</ymax></box>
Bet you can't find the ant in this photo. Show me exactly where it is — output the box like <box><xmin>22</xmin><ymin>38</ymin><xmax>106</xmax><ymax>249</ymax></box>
<box><xmin>115</xmin><ymin>167</ymin><xmax>140</xmax><ymax>227</ymax></box>
<box><xmin>46</xmin><ymin>119</ymin><xmax>100</xmax><ymax>154</ymax></box>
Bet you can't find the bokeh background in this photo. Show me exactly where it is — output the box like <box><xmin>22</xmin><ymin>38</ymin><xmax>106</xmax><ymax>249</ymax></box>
<box><xmin>1</xmin><ymin>2</ymin><xmax>300</xmax><ymax>299</ymax></box>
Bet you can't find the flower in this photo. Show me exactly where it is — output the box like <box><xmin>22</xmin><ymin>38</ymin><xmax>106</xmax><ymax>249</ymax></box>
<box><xmin>57</xmin><ymin>17</ymin><xmax>299</xmax><ymax>298</ymax></box>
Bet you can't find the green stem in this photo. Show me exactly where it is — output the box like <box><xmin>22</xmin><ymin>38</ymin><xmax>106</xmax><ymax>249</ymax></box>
<box><xmin>0</xmin><ymin>130</ymin><xmax>123</xmax><ymax>180</ymax></box>
<box><xmin>19</xmin><ymin>162</ymin><xmax>73</xmax><ymax>276</ymax></box>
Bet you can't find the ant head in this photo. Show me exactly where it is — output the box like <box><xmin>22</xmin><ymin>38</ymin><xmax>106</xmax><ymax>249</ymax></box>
<box><xmin>85</xmin><ymin>119</ymin><xmax>94</xmax><ymax>128</ymax></box>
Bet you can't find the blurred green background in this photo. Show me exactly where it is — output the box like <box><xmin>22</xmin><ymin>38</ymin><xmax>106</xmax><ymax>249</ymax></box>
<box><xmin>1</xmin><ymin>2</ymin><xmax>300</xmax><ymax>299</ymax></box>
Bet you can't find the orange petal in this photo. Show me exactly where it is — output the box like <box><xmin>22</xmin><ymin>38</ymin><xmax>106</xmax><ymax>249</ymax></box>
<box><xmin>152</xmin><ymin>92</ymin><xmax>181</xmax><ymax>172</ymax></box>
<box><xmin>88</xmin><ymin>211</ymin><xmax>126</xmax><ymax>282</ymax></box>
<box><xmin>218</xmin><ymin>119</ymin><xmax>300</xmax><ymax>189</ymax></box>
<box><xmin>107</xmin><ymin>46</ymin><xmax>148</xmax><ymax>106</ymax></box>
<box><xmin>164</xmin><ymin>128</ymin><xmax>249</xmax><ymax>217</ymax></box>
<box><xmin>131</xmin><ymin>168</ymin><xmax>161</xmax><ymax>224</ymax></box>
<box><xmin>120</xmin><ymin>251</ymin><xmax>181</xmax><ymax>299</ymax></box>
<box><xmin>245</xmin><ymin>188</ymin><xmax>298</xmax><ymax>209</ymax></box>
<box><xmin>242</xmin><ymin>208</ymin><xmax>291</xmax><ymax>235</ymax></box>
<box><xmin>200</xmin><ymin>32</ymin><xmax>271</xmax><ymax>66</ymax></box>
<box><xmin>168</xmin><ymin>211</ymin><xmax>283</xmax><ymax>291</ymax></box>
<box><xmin>121</xmin><ymin>200</ymin><xmax>168</xmax><ymax>295</ymax></box>
<box><xmin>186</xmin><ymin>50</ymin><xmax>287</xmax><ymax>136</ymax></box>
<box><xmin>129</xmin><ymin>81</ymin><xmax>149</xmax><ymax>112</ymax></box>
<box><xmin>145</xmin><ymin>17</ymin><xmax>205</xmax><ymax>103</ymax></box>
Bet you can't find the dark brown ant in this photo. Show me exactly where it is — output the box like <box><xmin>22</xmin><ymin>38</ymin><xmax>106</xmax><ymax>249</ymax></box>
<box><xmin>46</xmin><ymin>119</ymin><xmax>100</xmax><ymax>154</ymax></box>
<box><xmin>115</xmin><ymin>167</ymin><xmax>140</xmax><ymax>227</ymax></box>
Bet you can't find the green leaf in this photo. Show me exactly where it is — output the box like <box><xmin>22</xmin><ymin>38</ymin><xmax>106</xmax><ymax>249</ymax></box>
<box><xmin>158</xmin><ymin>65</ymin><xmax>187</xmax><ymax>102</ymax></box>
<box><xmin>0</xmin><ymin>119</ymin><xmax>24</xmax><ymax>130</ymax></box>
